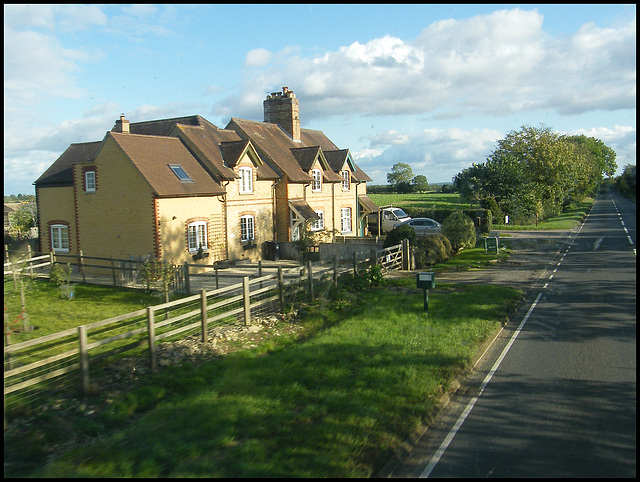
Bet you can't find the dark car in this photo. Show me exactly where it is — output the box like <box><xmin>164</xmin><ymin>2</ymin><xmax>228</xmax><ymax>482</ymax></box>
<box><xmin>393</xmin><ymin>217</ymin><xmax>442</xmax><ymax>235</ymax></box>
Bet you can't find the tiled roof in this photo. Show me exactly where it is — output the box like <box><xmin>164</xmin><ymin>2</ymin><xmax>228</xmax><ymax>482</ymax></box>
<box><xmin>34</xmin><ymin>141</ymin><xmax>102</xmax><ymax>186</ymax></box>
<box><xmin>173</xmin><ymin>124</ymin><xmax>240</xmax><ymax>181</ymax></box>
<box><xmin>175</xmin><ymin>124</ymin><xmax>279</xmax><ymax>182</ymax></box>
<box><xmin>289</xmin><ymin>199</ymin><xmax>320</xmax><ymax>221</ymax></box>
<box><xmin>322</xmin><ymin>149</ymin><xmax>373</xmax><ymax>183</ymax></box>
<box><xmin>358</xmin><ymin>195</ymin><xmax>379</xmax><ymax>214</ymax></box>
<box><xmin>117</xmin><ymin>115</ymin><xmax>210</xmax><ymax>137</ymax></box>
<box><xmin>226</xmin><ymin>117</ymin><xmax>373</xmax><ymax>183</ymax></box>
<box><xmin>109</xmin><ymin>132</ymin><xmax>225</xmax><ymax>197</ymax></box>
<box><xmin>227</xmin><ymin>118</ymin><xmax>313</xmax><ymax>183</ymax></box>
<box><xmin>299</xmin><ymin>128</ymin><xmax>340</xmax><ymax>151</ymax></box>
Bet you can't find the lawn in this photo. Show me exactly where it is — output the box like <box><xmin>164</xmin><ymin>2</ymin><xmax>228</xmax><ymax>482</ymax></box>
<box><xmin>368</xmin><ymin>192</ymin><xmax>471</xmax><ymax>211</ymax></box>
<box><xmin>4</xmin><ymin>278</ymin><xmax>164</xmax><ymax>345</ymax></box>
<box><xmin>5</xmin><ymin>275</ymin><xmax>522</xmax><ymax>478</ymax></box>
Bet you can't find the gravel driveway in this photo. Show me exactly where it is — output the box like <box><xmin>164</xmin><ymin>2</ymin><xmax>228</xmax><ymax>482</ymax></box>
<box><xmin>412</xmin><ymin>229</ymin><xmax>575</xmax><ymax>296</ymax></box>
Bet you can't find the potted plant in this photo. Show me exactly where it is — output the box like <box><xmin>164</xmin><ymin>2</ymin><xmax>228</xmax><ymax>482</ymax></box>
<box><xmin>242</xmin><ymin>238</ymin><xmax>257</xmax><ymax>250</ymax></box>
<box><xmin>192</xmin><ymin>245</ymin><xmax>209</xmax><ymax>260</ymax></box>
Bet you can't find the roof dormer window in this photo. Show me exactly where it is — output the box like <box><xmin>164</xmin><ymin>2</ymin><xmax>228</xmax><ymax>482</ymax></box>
<box><xmin>169</xmin><ymin>164</ymin><xmax>193</xmax><ymax>182</ymax></box>
<box><xmin>311</xmin><ymin>169</ymin><xmax>322</xmax><ymax>191</ymax></box>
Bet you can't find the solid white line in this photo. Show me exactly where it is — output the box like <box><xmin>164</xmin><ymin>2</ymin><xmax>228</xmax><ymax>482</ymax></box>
<box><xmin>420</xmin><ymin>292</ymin><xmax>544</xmax><ymax>478</ymax></box>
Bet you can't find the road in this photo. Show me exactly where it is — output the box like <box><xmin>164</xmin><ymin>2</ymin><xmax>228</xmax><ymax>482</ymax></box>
<box><xmin>392</xmin><ymin>194</ymin><xmax>636</xmax><ymax>478</ymax></box>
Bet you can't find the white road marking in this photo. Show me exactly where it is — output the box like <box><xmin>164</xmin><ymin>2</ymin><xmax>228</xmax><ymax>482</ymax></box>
<box><xmin>420</xmin><ymin>293</ymin><xmax>544</xmax><ymax>478</ymax></box>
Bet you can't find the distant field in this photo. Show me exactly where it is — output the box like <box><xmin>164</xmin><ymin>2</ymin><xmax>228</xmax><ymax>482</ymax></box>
<box><xmin>367</xmin><ymin>193</ymin><xmax>472</xmax><ymax>211</ymax></box>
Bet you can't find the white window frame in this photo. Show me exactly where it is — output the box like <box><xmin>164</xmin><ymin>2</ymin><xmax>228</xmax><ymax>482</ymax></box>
<box><xmin>311</xmin><ymin>169</ymin><xmax>322</xmax><ymax>191</ymax></box>
<box><xmin>51</xmin><ymin>224</ymin><xmax>69</xmax><ymax>253</ymax></box>
<box><xmin>341</xmin><ymin>170</ymin><xmax>350</xmax><ymax>190</ymax></box>
<box><xmin>85</xmin><ymin>170</ymin><xmax>96</xmax><ymax>192</ymax></box>
<box><xmin>239</xmin><ymin>167</ymin><xmax>253</xmax><ymax>194</ymax></box>
<box><xmin>310</xmin><ymin>210</ymin><xmax>324</xmax><ymax>231</ymax></box>
<box><xmin>340</xmin><ymin>207</ymin><xmax>352</xmax><ymax>233</ymax></box>
<box><xmin>240</xmin><ymin>215</ymin><xmax>255</xmax><ymax>241</ymax></box>
<box><xmin>187</xmin><ymin>221</ymin><xmax>208</xmax><ymax>254</ymax></box>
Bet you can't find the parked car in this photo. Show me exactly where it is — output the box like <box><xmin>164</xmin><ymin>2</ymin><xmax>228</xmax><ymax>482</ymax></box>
<box><xmin>393</xmin><ymin>217</ymin><xmax>441</xmax><ymax>235</ymax></box>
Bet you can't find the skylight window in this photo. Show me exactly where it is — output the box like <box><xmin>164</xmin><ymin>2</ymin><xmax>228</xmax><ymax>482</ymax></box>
<box><xmin>169</xmin><ymin>164</ymin><xmax>193</xmax><ymax>182</ymax></box>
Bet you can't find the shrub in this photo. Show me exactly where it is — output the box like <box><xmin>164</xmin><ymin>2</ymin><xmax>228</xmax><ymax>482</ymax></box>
<box><xmin>414</xmin><ymin>234</ymin><xmax>453</xmax><ymax>268</ymax></box>
<box><xmin>383</xmin><ymin>224</ymin><xmax>416</xmax><ymax>248</ymax></box>
<box><xmin>442</xmin><ymin>211</ymin><xmax>476</xmax><ymax>253</ymax></box>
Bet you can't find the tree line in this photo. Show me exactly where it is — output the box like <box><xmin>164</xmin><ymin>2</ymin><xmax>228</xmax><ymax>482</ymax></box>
<box><xmin>452</xmin><ymin>124</ymin><xmax>617</xmax><ymax>224</ymax></box>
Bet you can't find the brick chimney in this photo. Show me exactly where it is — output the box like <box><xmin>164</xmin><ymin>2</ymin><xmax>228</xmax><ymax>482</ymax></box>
<box><xmin>114</xmin><ymin>114</ymin><xmax>130</xmax><ymax>133</ymax></box>
<box><xmin>263</xmin><ymin>87</ymin><xmax>300</xmax><ymax>142</ymax></box>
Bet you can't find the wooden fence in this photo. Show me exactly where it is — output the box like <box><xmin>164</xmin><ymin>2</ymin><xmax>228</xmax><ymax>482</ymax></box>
<box><xmin>4</xmin><ymin>243</ymin><xmax>405</xmax><ymax>420</ymax></box>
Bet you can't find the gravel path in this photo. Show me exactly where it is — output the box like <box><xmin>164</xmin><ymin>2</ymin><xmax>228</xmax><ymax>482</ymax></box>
<box><xmin>407</xmin><ymin>229</ymin><xmax>575</xmax><ymax>296</ymax></box>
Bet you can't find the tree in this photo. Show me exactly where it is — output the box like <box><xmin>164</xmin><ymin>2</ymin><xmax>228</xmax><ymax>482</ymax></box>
<box><xmin>387</xmin><ymin>163</ymin><xmax>413</xmax><ymax>192</ymax></box>
<box><xmin>442</xmin><ymin>211</ymin><xmax>477</xmax><ymax>253</ymax></box>
<box><xmin>412</xmin><ymin>175</ymin><xmax>429</xmax><ymax>192</ymax></box>
<box><xmin>9</xmin><ymin>204</ymin><xmax>37</xmax><ymax>236</ymax></box>
<box><xmin>455</xmin><ymin>124</ymin><xmax>618</xmax><ymax>223</ymax></box>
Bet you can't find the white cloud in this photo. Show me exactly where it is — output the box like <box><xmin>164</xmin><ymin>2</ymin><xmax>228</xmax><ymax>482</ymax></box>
<box><xmin>3</xmin><ymin>26</ymin><xmax>92</xmax><ymax>103</ymax></box>
<box><xmin>244</xmin><ymin>48</ymin><xmax>274</xmax><ymax>68</ymax></box>
<box><xmin>230</xmin><ymin>8</ymin><xmax>634</xmax><ymax>120</ymax></box>
<box><xmin>3</xmin><ymin>4</ymin><xmax>108</xmax><ymax>31</ymax></box>
<box><xmin>355</xmin><ymin>127</ymin><xmax>503</xmax><ymax>184</ymax></box>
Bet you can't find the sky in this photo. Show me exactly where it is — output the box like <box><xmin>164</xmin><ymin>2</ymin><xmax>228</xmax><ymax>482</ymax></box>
<box><xmin>3</xmin><ymin>4</ymin><xmax>636</xmax><ymax>195</ymax></box>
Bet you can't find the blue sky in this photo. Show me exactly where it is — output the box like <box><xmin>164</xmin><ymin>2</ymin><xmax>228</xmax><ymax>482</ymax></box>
<box><xmin>4</xmin><ymin>4</ymin><xmax>636</xmax><ymax>194</ymax></box>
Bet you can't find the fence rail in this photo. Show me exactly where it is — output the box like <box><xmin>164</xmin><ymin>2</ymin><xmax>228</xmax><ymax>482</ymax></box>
<box><xmin>4</xmin><ymin>243</ymin><xmax>405</xmax><ymax>420</ymax></box>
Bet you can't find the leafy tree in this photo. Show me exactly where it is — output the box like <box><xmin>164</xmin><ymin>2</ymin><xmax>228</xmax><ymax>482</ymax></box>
<box><xmin>454</xmin><ymin>124</ymin><xmax>618</xmax><ymax>223</ymax></box>
<box><xmin>387</xmin><ymin>163</ymin><xmax>414</xmax><ymax>192</ymax></box>
<box><xmin>442</xmin><ymin>211</ymin><xmax>476</xmax><ymax>253</ymax></box>
<box><xmin>8</xmin><ymin>204</ymin><xmax>37</xmax><ymax>236</ymax></box>
<box><xmin>616</xmin><ymin>164</ymin><xmax>636</xmax><ymax>200</ymax></box>
<box><xmin>412</xmin><ymin>174</ymin><xmax>429</xmax><ymax>192</ymax></box>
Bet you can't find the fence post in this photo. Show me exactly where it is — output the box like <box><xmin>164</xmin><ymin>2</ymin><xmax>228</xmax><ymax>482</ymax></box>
<box><xmin>278</xmin><ymin>266</ymin><xmax>284</xmax><ymax>313</ymax></box>
<box><xmin>79</xmin><ymin>250</ymin><xmax>86</xmax><ymax>283</ymax></box>
<box><xmin>333</xmin><ymin>255</ymin><xmax>338</xmax><ymax>287</ymax></box>
<box><xmin>243</xmin><ymin>276</ymin><xmax>250</xmax><ymax>326</ymax></box>
<box><xmin>200</xmin><ymin>289</ymin><xmax>208</xmax><ymax>342</ymax></box>
<box><xmin>215</xmin><ymin>267</ymin><xmax>219</xmax><ymax>290</ymax></box>
<box><xmin>12</xmin><ymin>260</ymin><xmax>18</xmax><ymax>290</ymax></box>
<box><xmin>307</xmin><ymin>260</ymin><xmax>314</xmax><ymax>302</ymax></box>
<box><xmin>110</xmin><ymin>256</ymin><xmax>117</xmax><ymax>286</ymax></box>
<box><xmin>78</xmin><ymin>325</ymin><xmax>89</xmax><ymax>394</ymax></box>
<box><xmin>402</xmin><ymin>239</ymin><xmax>410</xmax><ymax>270</ymax></box>
<box><xmin>147</xmin><ymin>307</ymin><xmax>157</xmax><ymax>372</ymax></box>
<box><xmin>353</xmin><ymin>251</ymin><xmax>358</xmax><ymax>276</ymax></box>
<box><xmin>183</xmin><ymin>261</ymin><xmax>190</xmax><ymax>295</ymax></box>
<box><xmin>27</xmin><ymin>245</ymin><xmax>34</xmax><ymax>277</ymax></box>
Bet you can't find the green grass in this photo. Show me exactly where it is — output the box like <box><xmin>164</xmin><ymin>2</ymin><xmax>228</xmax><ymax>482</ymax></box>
<box><xmin>368</xmin><ymin>192</ymin><xmax>471</xmax><ymax>211</ymax></box>
<box><xmin>6</xmin><ymin>279</ymin><xmax>522</xmax><ymax>478</ymax></box>
<box><xmin>4</xmin><ymin>278</ymin><xmax>164</xmax><ymax>344</ymax></box>
<box><xmin>493</xmin><ymin>198</ymin><xmax>595</xmax><ymax>231</ymax></box>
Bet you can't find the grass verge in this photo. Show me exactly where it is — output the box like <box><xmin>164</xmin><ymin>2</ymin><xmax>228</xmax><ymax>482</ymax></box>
<box><xmin>5</xmin><ymin>278</ymin><xmax>522</xmax><ymax>477</ymax></box>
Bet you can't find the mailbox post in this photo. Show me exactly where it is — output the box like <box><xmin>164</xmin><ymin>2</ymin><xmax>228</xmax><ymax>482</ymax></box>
<box><xmin>416</xmin><ymin>272</ymin><xmax>435</xmax><ymax>313</ymax></box>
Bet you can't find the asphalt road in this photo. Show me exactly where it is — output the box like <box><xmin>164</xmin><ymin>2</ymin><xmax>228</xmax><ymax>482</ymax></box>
<box><xmin>391</xmin><ymin>194</ymin><xmax>636</xmax><ymax>478</ymax></box>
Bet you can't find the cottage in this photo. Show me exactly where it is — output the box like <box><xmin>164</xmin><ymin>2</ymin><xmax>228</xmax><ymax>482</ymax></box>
<box><xmin>34</xmin><ymin>87</ymin><xmax>376</xmax><ymax>270</ymax></box>
<box><xmin>227</xmin><ymin>87</ymin><xmax>374</xmax><ymax>241</ymax></box>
